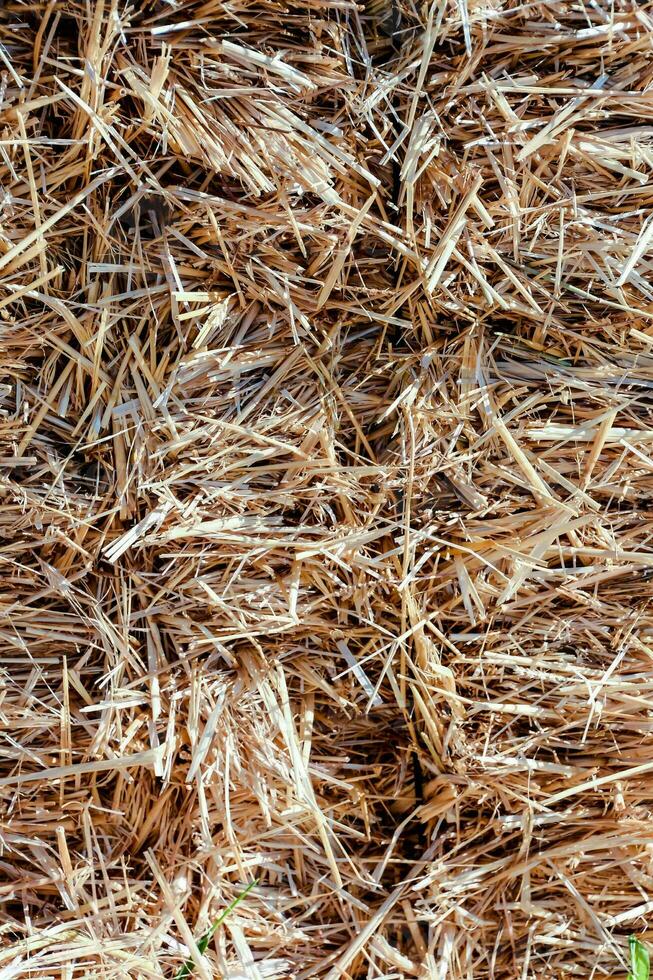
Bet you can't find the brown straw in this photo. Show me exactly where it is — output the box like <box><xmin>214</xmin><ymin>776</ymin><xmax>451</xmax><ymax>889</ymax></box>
<box><xmin>0</xmin><ymin>1</ymin><xmax>652</xmax><ymax>976</ymax></box>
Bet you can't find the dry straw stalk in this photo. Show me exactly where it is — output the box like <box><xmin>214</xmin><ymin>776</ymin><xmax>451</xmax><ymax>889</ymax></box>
<box><xmin>0</xmin><ymin>0</ymin><xmax>653</xmax><ymax>977</ymax></box>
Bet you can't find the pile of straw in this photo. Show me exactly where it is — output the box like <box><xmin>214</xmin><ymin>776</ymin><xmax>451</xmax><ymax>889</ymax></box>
<box><xmin>1</xmin><ymin>0</ymin><xmax>653</xmax><ymax>976</ymax></box>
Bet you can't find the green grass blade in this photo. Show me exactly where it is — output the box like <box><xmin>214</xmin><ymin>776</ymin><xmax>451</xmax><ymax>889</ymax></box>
<box><xmin>629</xmin><ymin>936</ymin><xmax>650</xmax><ymax>980</ymax></box>
<box><xmin>174</xmin><ymin>879</ymin><xmax>258</xmax><ymax>980</ymax></box>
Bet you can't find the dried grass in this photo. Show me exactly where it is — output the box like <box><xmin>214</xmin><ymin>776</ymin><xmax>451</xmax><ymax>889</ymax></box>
<box><xmin>1</xmin><ymin>0</ymin><xmax>653</xmax><ymax>977</ymax></box>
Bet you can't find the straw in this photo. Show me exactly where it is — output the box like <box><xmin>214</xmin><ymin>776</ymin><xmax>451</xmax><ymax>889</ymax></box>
<box><xmin>0</xmin><ymin>0</ymin><xmax>651</xmax><ymax>977</ymax></box>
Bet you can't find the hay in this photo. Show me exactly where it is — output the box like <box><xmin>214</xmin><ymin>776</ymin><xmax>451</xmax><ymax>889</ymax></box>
<box><xmin>0</xmin><ymin>0</ymin><xmax>652</xmax><ymax>977</ymax></box>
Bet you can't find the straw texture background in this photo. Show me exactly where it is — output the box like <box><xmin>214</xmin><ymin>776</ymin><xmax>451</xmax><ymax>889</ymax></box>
<box><xmin>1</xmin><ymin>0</ymin><xmax>653</xmax><ymax>977</ymax></box>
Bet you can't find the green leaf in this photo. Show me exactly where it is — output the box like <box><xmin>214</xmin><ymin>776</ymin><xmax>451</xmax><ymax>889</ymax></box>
<box><xmin>629</xmin><ymin>936</ymin><xmax>650</xmax><ymax>980</ymax></box>
<box><xmin>174</xmin><ymin>879</ymin><xmax>258</xmax><ymax>980</ymax></box>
